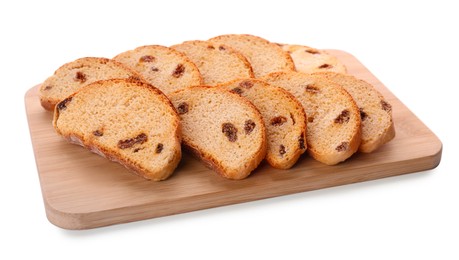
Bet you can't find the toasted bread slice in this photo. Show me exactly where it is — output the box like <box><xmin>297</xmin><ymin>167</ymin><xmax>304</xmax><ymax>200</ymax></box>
<box><xmin>40</xmin><ymin>57</ymin><xmax>144</xmax><ymax>111</ymax></box>
<box><xmin>113</xmin><ymin>45</ymin><xmax>203</xmax><ymax>95</ymax></box>
<box><xmin>280</xmin><ymin>44</ymin><xmax>347</xmax><ymax>74</ymax></box>
<box><xmin>172</xmin><ymin>40</ymin><xmax>254</xmax><ymax>85</ymax></box>
<box><xmin>263</xmin><ymin>71</ymin><xmax>361</xmax><ymax>165</ymax></box>
<box><xmin>209</xmin><ymin>34</ymin><xmax>295</xmax><ymax>77</ymax></box>
<box><xmin>313</xmin><ymin>72</ymin><xmax>395</xmax><ymax>152</ymax></box>
<box><xmin>168</xmin><ymin>86</ymin><xmax>266</xmax><ymax>179</ymax></box>
<box><xmin>53</xmin><ymin>79</ymin><xmax>181</xmax><ymax>181</ymax></box>
<box><xmin>218</xmin><ymin>78</ymin><xmax>307</xmax><ymax>169</ymax></box>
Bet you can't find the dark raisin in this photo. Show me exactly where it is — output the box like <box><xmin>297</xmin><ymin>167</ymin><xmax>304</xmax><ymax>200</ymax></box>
<box><xmin>299</xmin><ymin>135</ymin><xmax>306</xmax><ymax>150</ymax></box>
<box><xmin>151</xmin><ymin>66</ymin><xmax>159</xmax><ymax>72</ymax></box>
<box><xmin>335</xmin><ymin>142</ymin><xmax>349</xmax><ymax>152</ymax></box>
<box><xmin>230</xmin><ymin>87</ymin><xmax>243</xmax><ymax>95</ymax></box>
<box><xmin>118</xmin><ymin>133</ymin><xmax>148</xmax><ymax>149</ymax></box>
<box><xmin>222</xmin><ymin>123</ymin><xmax>238</xmax><ymax>142</ymax></box>
<box><xmin>308</xmin><ymin>116</ymin><xmax>314</xmax><ymax>123</ymax></box>
<box><xmin>360</xmin><ymin>108</ymin><xmax>368</xmax><ymax>121</ymax></box>
<box><xmin>177</xmin><ymin>102</ymin><xmax>189</xmax><ymax>114</ymax></box>
<box><xmin>305</xmin><ymin>49</ymin><xmax>319</xmax><ymax>54</ymax></box>
<box><xmin>318</xmin><ymin>64</ymin><xmax>332</xmax><ymax>69</ymax></box>
<box><xmin>381</xmin><ymin>100</ymin><xmax>392</xmax><ymax>112</ymax></box>
<box><xmin>244</xmin><ymin>120</ymin><xmax>256</xmax><ymax>134</ymax></box>
<box><xmin>172</xmin><ymin>64</ymin><xmax>185</xmax><ymax>78</ymax></box>
<box><xmin>57</xmin><ymin>97</ymin><xmax>72</xmax><ymax>111</ymax></box>
<box><xmin>305</xmin><ymin>84</ymin><xmax>320</xmax><ymax>94</ymax></box>
<box><xmin>239</xmin><ymin>80</ymin><xmax>254</xmax><ymax>89</ymax></box>
<box><xmin>74</xmin><ymin>71</ymin><xmax>87</xmax><ymax>83</ymax></box>
<box><xmin>43</xmin><ymin>85</ymin><xmax>53</xmax><ymax>91</ymax></box>
<box><xmin>271</xmin><ymin>116</ymin><xmax>287</xmax><ymax>126</ymax></box>
<box><xmin>334</xmin><ymin>109</ymin><xmax>350</xmax><ymax>124</ymax></box>
<box><xmin>156</xmin><ymin>143</ymin><xmax>164</xmax><ymax>153</ymax></box>
<box><xmin>289</xmin><ymin>113</ymin><xmax>296</xmax><ymax>125</ymax></box>
<box><xmin>218</xmin><ymin>45</ymin><xmax>226</xmax><ymax>51</ymax></box>
<box><xmin>93</xmin><ymin>130</ymin><xmax>103</xmax><ymax>137</ymax></box>
<box><xmin>133</xmin><ymin>148</ymin><xmax>143</xmax><ymax>153</ymax></box>
<box><xmin>139</xmin><ymin>55</ymin><xmax>155</xmax><ymax>62</ymax></box>
<box><xmin>279</xmin><ymin>145</ymin><xmax>286</xmax><ymax>155</ymax></box>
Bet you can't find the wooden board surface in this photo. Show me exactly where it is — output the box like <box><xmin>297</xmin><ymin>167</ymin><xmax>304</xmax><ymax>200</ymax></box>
<box><xmin>25</xmin><ymin>50</ymin><xmax>442</xmax><ymax>230</ymax></box>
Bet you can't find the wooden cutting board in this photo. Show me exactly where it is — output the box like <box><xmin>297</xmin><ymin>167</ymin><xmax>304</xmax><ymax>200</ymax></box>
<box><xmin>25</xmin><ymin>50</ymin><xmax>442</xmax><ymax>230</ymax></box>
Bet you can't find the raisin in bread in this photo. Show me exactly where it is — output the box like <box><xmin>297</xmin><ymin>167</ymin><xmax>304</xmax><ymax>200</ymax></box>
<box><xmin>263</xmin><ymin>71</ymin><xmax>361</xmax><ymax>165</ymax></box>
<box><xmin>113</xmin><ymin>45</ymin><xmax>203</xmax><ymax>95</ymax></box>
<box><xmin>209</xmin><ymin>34</ymin><xmax>295</xmax><ymax>78</ymax></box>
<box><xmin>218</xmin><ymin>79</ymin><xmax>307</xmax><ymax>169</ymax></box>
<box><xmin>280</xmin><ymin>44</ymin><xmax>347</xmax><ymax>74</ymax></box>
<box><xmin>53</xmin><ymin>78</ymin><xmax>181</xmax><ymax>181</ymax></box>
<box><xmin>313</xmin><ymin>72</ymin><xmax>395</xmax><ymax>152</ymax></box>
<box><xmin>171</xmin><ymin>40</ymin><xmax>254</xmax><ymax>85</ymax></box>
<box><xmin>168</xmin><ymin>86</ymin><xmax>266</xmax><ymax>180</ymax></box>
<box><xmin>39</xmin><ymin>57</ymin><xmax>144</xmax><ymax>111</ymax></box>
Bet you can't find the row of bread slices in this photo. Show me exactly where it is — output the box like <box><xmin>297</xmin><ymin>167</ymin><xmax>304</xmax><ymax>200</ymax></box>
<box><xmin>43</xmin><ymin>34</ymin><xmax>395</xmax><ymax>181</ymax></box>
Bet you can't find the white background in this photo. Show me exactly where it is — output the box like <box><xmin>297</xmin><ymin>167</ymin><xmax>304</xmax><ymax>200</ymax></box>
<box><xmin>1</xmin><ymin>0</ymin><xmax>457</xmax><ymax>259</ymax></box>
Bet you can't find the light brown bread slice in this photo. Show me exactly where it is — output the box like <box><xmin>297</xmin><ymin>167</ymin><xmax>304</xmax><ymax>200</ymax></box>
<box><xmin>263</xmin><ymin>71</ymin><xmax>361</xmax><ymax>165</ymax></box>
<box><xmin>209</xmin><ymin>34</ymin><xmax>295</xmax><ymax>78</ymax></box>
<box><xmin>313</xmin><ymin>72</ymin><xmax>395</xmax><ymax>152</ymax></box>
<box><xmin>168</xmin><ymin>86</ymin><xmax>266</xmax><ymax>180</ymax></box>
<box><xmin>113</xmin><ymin>45</ymin><xmax>203</xmax><ymax>95</ymax></box>
<box><xmin>280</xmin><ymin>44</ymin><xmax>347</xmax><ymax>74</ymax></box>
<box><xmin>218</xmin><ymin>79</ymin><xmax>307</xmax><ymax>169</ymax></box>
<box><xmin>39</xmin><ymin>57</ymin><xmax>144</xmax><ymax>111</ymax></box>
<box><xmin>53</xmin><ymin>78</ymin><xmax>181</xmax><ymax>181</ymax></box>
<box><xmin>171</xmin><ymin>40</ymin><xmax>254</xmax><ymax>85</ymax></box>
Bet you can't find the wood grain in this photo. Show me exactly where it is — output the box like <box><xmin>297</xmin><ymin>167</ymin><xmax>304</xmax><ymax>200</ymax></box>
<box><xmin>24</xmin><ymin>50</ymin><xmax>442</xmax><ymax>230</ymax></box>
